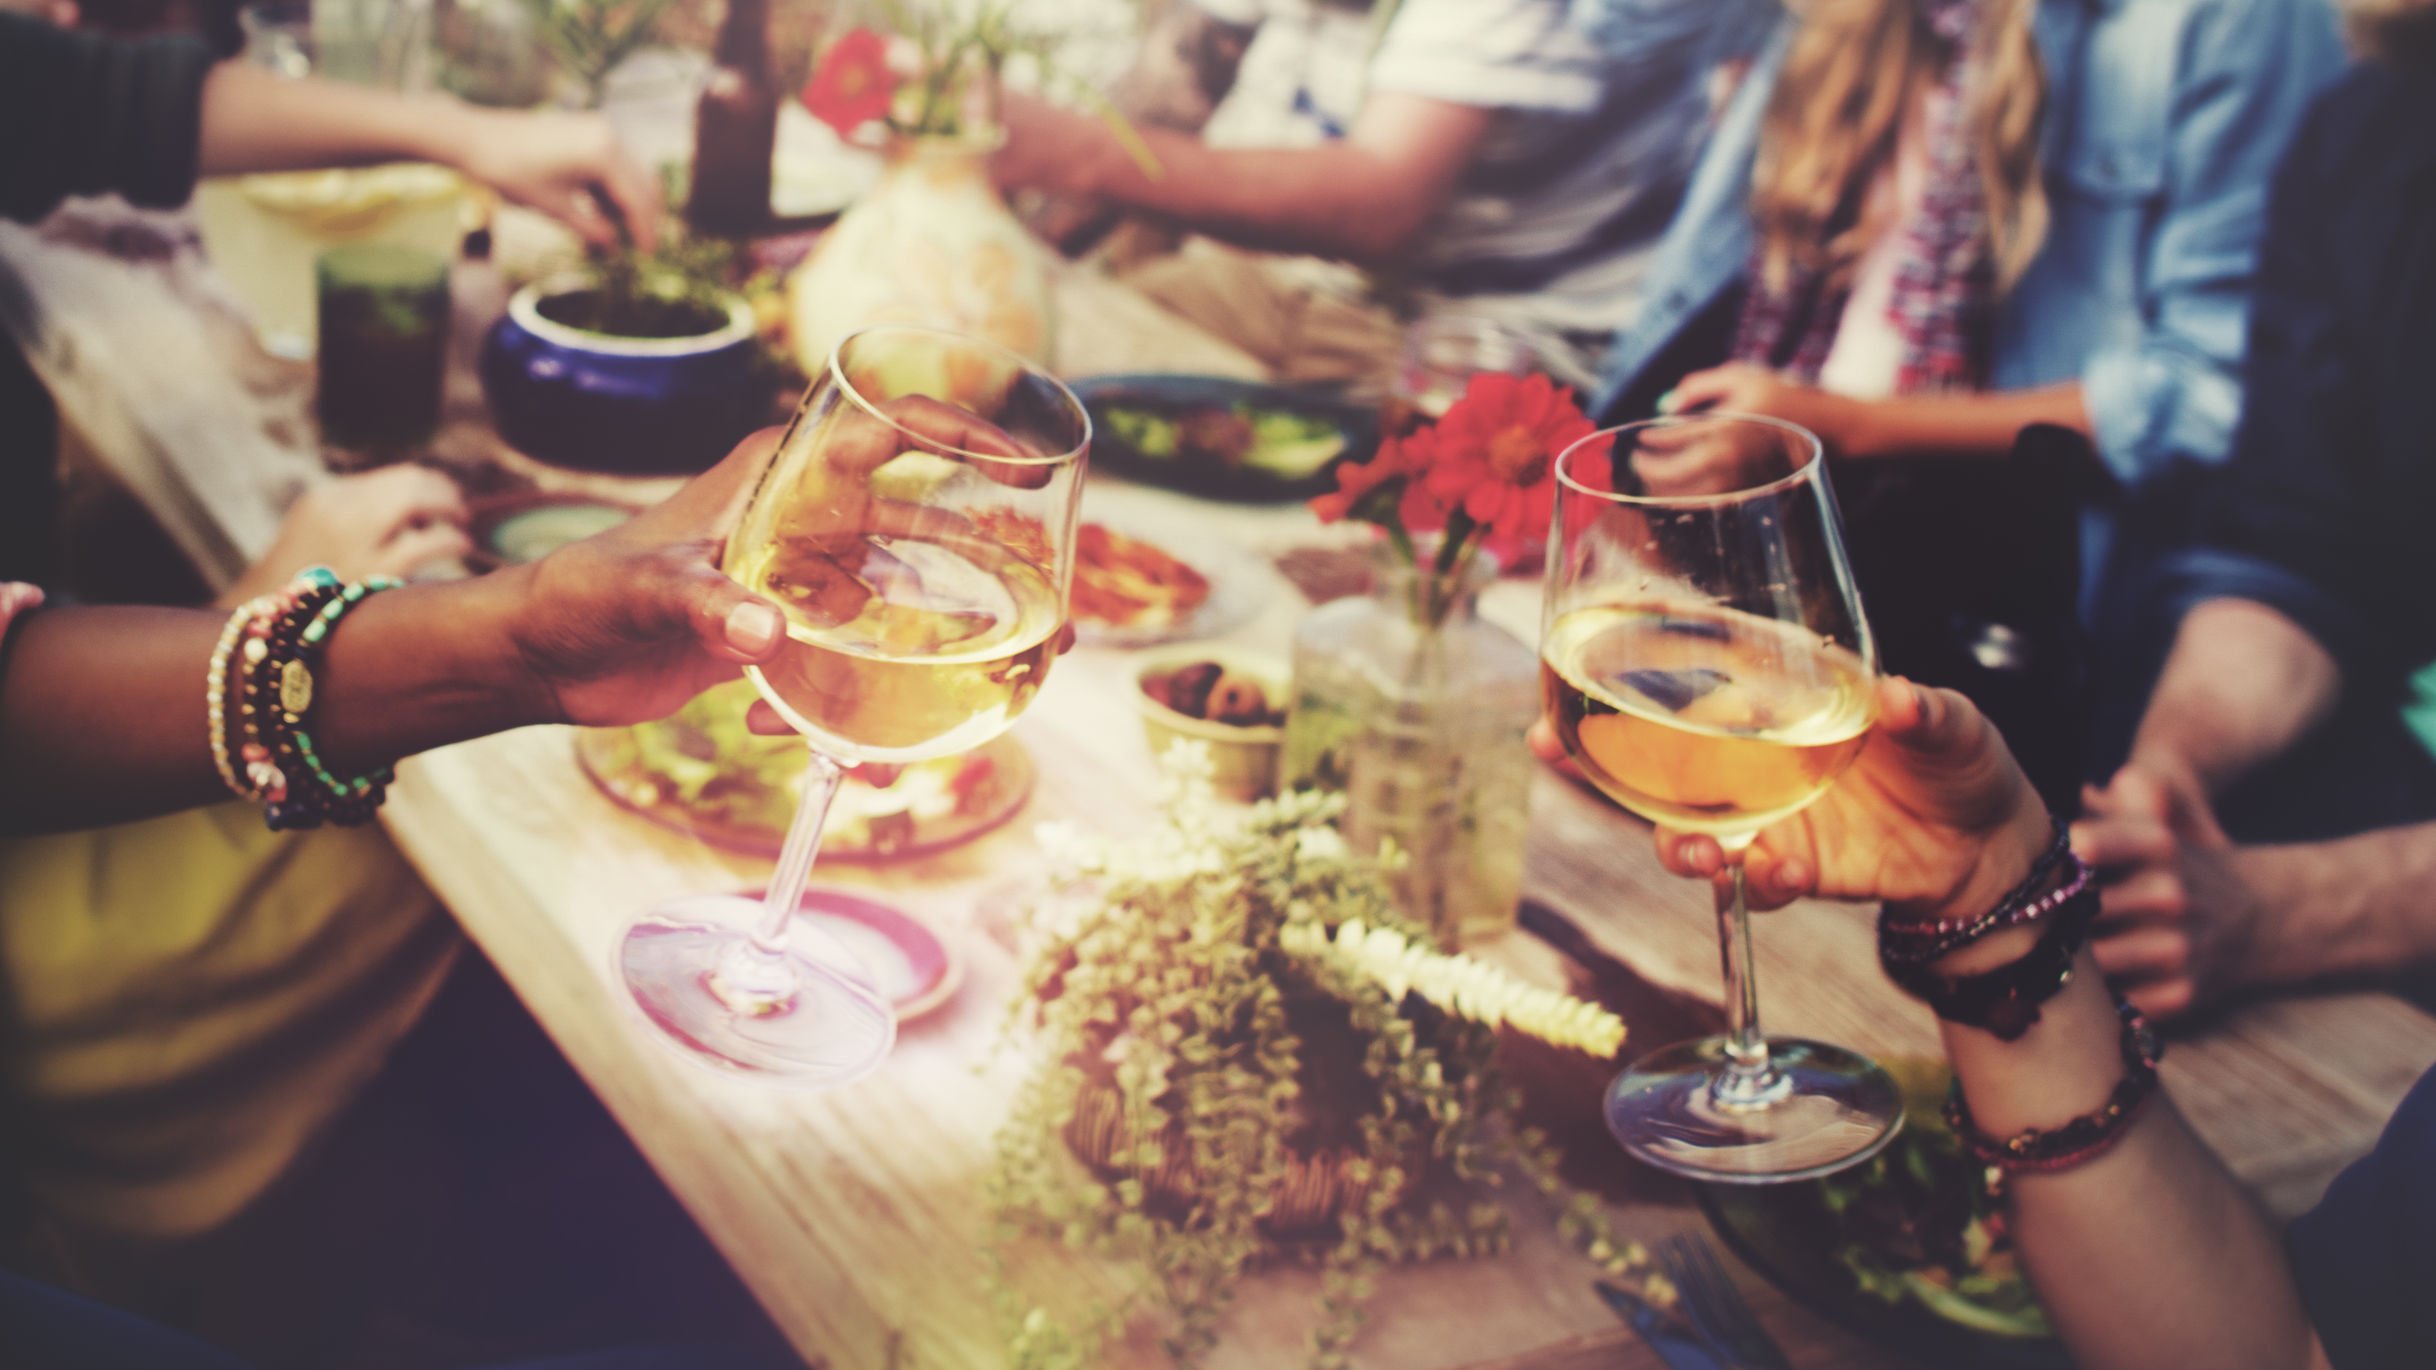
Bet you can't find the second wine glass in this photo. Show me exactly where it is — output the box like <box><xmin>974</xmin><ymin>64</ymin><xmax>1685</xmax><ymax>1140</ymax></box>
<box><xmin>620</xmin><ymin>325</ymin><xmax>1089</xmax><ymax>1085</ymax></box>
<box><xmin>1542</xmin><ymin>414</ymin><xmax>1900</xmax><ymax>1183</ymax></box>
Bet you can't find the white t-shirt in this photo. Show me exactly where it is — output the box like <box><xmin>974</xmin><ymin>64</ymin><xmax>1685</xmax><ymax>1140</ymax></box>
<box><xmin>1194</xmin><ymin>0</ymin><xmax>1757</xmax><ymax>361</ymax></box>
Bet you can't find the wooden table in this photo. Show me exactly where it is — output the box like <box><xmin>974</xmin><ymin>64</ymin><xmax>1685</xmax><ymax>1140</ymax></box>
<box><xmin>9</xmin><ymin>208</ymin><xmax>2435</xmax><ymax>1370</ymax></box>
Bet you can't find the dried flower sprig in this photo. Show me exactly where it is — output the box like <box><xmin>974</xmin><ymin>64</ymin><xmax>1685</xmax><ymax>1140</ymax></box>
<box><xmin>1279</xmin><ymin>918</ymin><xmax>1627</xmax><ymax>1059</ymax></box>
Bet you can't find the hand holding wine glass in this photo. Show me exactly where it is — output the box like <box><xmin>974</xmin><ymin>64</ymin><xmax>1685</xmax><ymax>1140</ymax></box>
<box><xmin>1647</xmin><ymin>677</ymin><xmax>2053</xmax><ymax>924</ymax></box>
<box><xmin>620</xmin><ymin>326</ymin><xmax>1089</xmax><ymax>1085</ymax></box>
<box><xmin>1542</xmin><ymin>414</ymin><xmax>1901</xmax><ymax>1182</ymax></box>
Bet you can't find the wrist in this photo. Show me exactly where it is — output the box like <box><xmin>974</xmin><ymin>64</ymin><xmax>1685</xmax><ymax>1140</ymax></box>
<box><xmin>1887</xmin><ymin>798</ymin><xmax>2054</xmax><ymax>928</ymax></box>
<box><xmin>401</xmin><ymin>94</ymin><xmax>487</xmax><ymax>173</ymax></box>
<box><xmin>477</xmin><ymin>562</ymin><xmax>564</xmax><ymax>729</ymax></box>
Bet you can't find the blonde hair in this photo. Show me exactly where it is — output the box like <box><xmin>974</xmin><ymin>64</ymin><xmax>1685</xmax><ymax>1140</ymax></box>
<box><xmin>1751</xmin><ymin>0</ymin><xmax>2050</xmax><ymax>297</ymax></box>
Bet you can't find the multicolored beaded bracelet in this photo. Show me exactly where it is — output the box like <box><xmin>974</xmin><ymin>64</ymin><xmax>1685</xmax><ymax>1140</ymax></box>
<box><xmin>206</xmin><ymin>597</ymin><xmax>268</xmax><ymax>801</ymax></box>
<box><xmin>1946</xmin><ymin>993</ymin><xmax>2162</xmax><ymax>1196</ymax></box>
<box><xmin>234</xmin><ymin>572</ymin><xmax>400</xmax><ymax>829</ymax></box>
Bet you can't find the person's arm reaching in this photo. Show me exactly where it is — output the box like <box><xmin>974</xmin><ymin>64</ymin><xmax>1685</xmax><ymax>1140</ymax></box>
<box><xmin>993</xmin><ymin>88</ymin><xmax>1491</xmax><ymax>264</ymax></box>
<box><xmin>0</xmin><ymin>12</ymin><xmax>658</xmax><ymax>244</ymax></box>
<box><xmin>0</xmin><ymin>434</ymin><xmax>785</xmax><ymax>835</ymax></box>
<box><xmin>1656</xmin><ymin>363</ymin><xmax>2094</xmax><ymax>462</ymax></box>
<box><xmin>195</xmin><ymin>60</ymin><xmax>662</xmax><ymax>248</ymax></box>
<box><xmin>1647</xmin><ymin>681</ymin><xmax>2329</xmax><ymax>1370</ymax></box>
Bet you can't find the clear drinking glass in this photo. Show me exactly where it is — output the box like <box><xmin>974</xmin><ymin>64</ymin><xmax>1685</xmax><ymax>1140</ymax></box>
<box><xmin>618</xmin><ymin>326</ymin><xmax>1089</xmax><ymax>1084</ymax></box>
<box><xmin>1541</xmin><ymin>414</ymin><xmax>1901</xmax><ymax>1182</ymax></box>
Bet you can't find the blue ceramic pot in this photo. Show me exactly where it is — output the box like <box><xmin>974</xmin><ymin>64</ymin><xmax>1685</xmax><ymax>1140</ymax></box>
<box><xmin>480</xmin><ymin>277</ymin><xmax>764</xmax><ymax>475</ymax></box>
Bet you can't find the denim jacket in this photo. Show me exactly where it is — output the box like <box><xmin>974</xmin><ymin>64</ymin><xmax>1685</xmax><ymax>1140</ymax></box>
<box><xmin>1585</xmin><ymin>0</ymin><xmax>2343</xmax><ymax>492</ymax></box>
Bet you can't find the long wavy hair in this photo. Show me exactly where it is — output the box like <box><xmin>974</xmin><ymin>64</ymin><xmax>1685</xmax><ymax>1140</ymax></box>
<box><xmin>1750</xmin><ymin>0</ymin><xmax>2049</xmax><ymax>297</ymax></box>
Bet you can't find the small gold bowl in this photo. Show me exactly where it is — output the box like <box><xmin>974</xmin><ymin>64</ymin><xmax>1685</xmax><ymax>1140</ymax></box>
<box><xmin>1134</xmin><ymin>645</ymin><xmax>1290</xmax><ymax>803</ymax></box>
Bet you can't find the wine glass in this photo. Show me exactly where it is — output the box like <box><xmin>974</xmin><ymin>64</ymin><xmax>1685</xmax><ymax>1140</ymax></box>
<box><xmin>619</xmin><ymin>325</ymin><xmax>1089</xmax><ymax>1084</ymax></box>
<box><xmin>1541</xmin><ymin>414</ymin><xmax>1900</xmax><ymax>1182</ymax></box>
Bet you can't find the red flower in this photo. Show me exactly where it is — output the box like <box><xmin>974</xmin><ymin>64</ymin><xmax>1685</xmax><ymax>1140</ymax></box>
<box><xmin>1309</xmin><ymin>428</ymin><xmax>1437</xmax><ymax>527</ymax></box>
<box><xmin>801</xmin><ymin>28</ymin><xmax>899</xmax><ymax>139</ymax></box>
<box><xmin>1421</xmin><ymin>372</ymin><xmax>1600</xmax><ymax>563</ymax></box>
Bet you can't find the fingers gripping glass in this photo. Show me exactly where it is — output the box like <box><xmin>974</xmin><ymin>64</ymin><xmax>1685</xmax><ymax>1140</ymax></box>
<box><xmin>619</xmin><ymin>327</ymin><xmax>1089</xmax><ymax>1084</ymax></box>
<box><xmin>1542</xmin><ymin>415</ymin><xmax>1900</xmax><ymax>1182</ymax></box>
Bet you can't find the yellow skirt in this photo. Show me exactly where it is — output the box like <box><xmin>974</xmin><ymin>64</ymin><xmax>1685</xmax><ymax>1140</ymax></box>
<box><xmin>0</xmin><ymin>803</ymin><xmax>457</xmax><ymax>1240</ymax></box>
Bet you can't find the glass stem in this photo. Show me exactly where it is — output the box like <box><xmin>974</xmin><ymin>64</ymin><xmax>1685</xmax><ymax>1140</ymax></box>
<box><xmin>1711</xmin><ymin>855</ymin><xmax>1782</xmax><ymax>1108</ymax></box>
<box><xmin>752</xmin><ymin>746</ymin><xmax>846</xmax><ymax>953</ymax></box>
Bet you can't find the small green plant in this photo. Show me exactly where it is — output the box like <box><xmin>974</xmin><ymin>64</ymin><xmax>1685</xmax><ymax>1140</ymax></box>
<box><xmin>532</xmin><ymin>0</ymin><xmax>680</xmax><ymax>108</ymax></box>
<box><xmin>988</xmin><ymin>748</ymin><xmax>1659</xmax><ymax>1369</ymax></box>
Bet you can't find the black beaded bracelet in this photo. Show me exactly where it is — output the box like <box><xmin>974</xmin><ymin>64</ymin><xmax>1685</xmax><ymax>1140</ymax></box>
<box><xmin>1946</xmin><ymin>992</ymin><xmax>2162</xmax><ymax>1190</ymax></box>
<box><xmin>1880</xmin><ymin>875</ymin><xmax>2101</xmax><ymax>1040</ymax></box>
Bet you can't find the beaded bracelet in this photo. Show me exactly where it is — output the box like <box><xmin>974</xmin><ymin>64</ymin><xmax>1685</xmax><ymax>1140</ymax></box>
<box><xmin>1880</xmin><ymin>817</ymin><xmax>2075</xmax><ymax>964</ymax></box>
<box><xmin>238</xmin><ymin>575</ymin><xmax>345</xmax><ymax>827</ymax></box>
<box><xmin>206</xmin><ymin>598</ymin><xmax>267</xmax><ymax>801</ymax></box>
<box><xmin>1946</xmin><ymin>992</ymin><xmax>2162</xmax><ymax>1193</ymax></box>
<box><xmin>236</xmin><ymin>573</ymin><xmax>400</xmax><ymax>829</ymax></box>
<box><xmin>1881</xmin><ymin>876</ymin><xmax>2101</xmax><ymax>1040</ymax></box>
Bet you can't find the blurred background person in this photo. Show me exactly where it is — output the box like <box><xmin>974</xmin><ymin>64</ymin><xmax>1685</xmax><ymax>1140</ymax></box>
<box><xmin>990</xmin><ymin>0</ymin><xmax>1775</xmax><ymax>390</ymax></box>
<box><xmin>2078</xmin><ymin>0</ymin><xmax>2436</xmax><ymax>1022</ymax></box>
<box><xmin>1578</xmin><ymin>0</ymin><xmax>2342</xmax><ymax>808</ymax></box>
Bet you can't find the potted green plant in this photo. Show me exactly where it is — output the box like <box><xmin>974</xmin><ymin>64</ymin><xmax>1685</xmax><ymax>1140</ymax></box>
<box><xmin>480</xmin><ymin>236</ymin><xmax>773</xmax><ymax>474</ymax></box>
<box><xmin>989</xmin><ymin>751</ymin><xmax>1662</xmax><ymax>1368</ymax></box>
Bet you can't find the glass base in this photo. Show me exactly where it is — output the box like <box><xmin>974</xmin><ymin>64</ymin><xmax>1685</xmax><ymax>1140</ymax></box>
<box><xmin>1604</xmin><ymin>1036</ymin><xmax>1902</xmax><ymax>1184</ymax></box>
<box><xmin>619</xmin><ymin>892</ymin><xmax>896</xmax><ymax>1087</ymax></box>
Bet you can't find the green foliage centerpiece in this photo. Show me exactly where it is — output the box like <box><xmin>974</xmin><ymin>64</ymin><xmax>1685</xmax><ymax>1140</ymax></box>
<box><xmin>989</xmin><ymin>750</ymin><xmax>1657</xmax><ymax>1368</ymax></box>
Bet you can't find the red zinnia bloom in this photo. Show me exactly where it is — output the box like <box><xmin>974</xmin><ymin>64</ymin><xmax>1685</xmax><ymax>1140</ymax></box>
<box><xmin>801</xmin><ymin>28</ymin><xmax>899</xmax><ymax>139</ymax></box>
<box><xmin>1309</xmin><ymin>428</ymin><xmax>1434</xmax><ymax>527</ymax></box>
<box><xmin>1421</xmin><ymin>372</ymin><xmax>1600</xmax><ymax>563</ymax></box>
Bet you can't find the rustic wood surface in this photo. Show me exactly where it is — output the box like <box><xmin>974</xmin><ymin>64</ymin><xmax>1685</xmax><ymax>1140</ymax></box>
<box><xmin>15</xmin><ymin>201</ymin><xmax>2436</xmax><ymax>1370</ymax></box>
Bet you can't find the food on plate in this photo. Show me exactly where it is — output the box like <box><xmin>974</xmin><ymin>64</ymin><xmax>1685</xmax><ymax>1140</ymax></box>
<box><xmin>1101</xmin><ymin>401</ymin><xmax>1347</xmax><ymax>481</ymax></box>
<box><xmin>1767</xmin><ymin>1063</ymin><xmax>2054</xmax><ymax>1340</ymax></box>
<box><xmin>1141</xmin><ymin>659</ymin><xmax>1285</xmax><ymax>728</ymax></box>
<box><xmin>1070</xmin><ymin>523</ymin><xmax>1212</xmax><ymax>630</ymax></box>
<box><xmin>585</xmin><ymin>681</ymin><xmax>1012</xmax><ymax>857</ymax></box>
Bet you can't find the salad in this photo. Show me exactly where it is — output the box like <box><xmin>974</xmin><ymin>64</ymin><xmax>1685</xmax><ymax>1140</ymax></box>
<box><xmin>1100</xmin><ymin>401</ymin><xmax>1347</xmax><ymax>481</ymax></box>
<box><xmin>581</xmin><ymin>681</ymin><xmax>1016</xmax><ymax>858</ymax></box>
<box><xmin>1770</xmin><ymin>1060</ymin><xmax>2054</xmax><ymax>1340</ymax></box>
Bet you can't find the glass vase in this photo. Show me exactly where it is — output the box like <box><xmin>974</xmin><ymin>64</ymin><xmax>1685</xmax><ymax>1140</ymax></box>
<box><xmin>783</xmin><ymin>135</ymin><xmax>1055</xmax><ymax>374</ymax></box>
<box><xmin>1281</xmin><ymin>549</ymin><xmax>1536</xmax><ymax>945</ymax></box>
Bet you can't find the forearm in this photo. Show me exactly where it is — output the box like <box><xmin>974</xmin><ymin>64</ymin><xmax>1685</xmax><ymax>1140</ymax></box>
<box><xmin>2130</xmin><ymin>599</ymin><xmax>2340</xmax><ymax>797</ymax></box>
<box><xmin>2237</xmin><ymin>824</ymin><xmax>2436</xmax><ymax>987</ymax></box>
<box><xmin>1939</xmin><ymin>944</ymin><xmax>2322</xmax><ymax>1370</ymax></box>
<box><xmin>1064</xmin><ymin>129</ymin><xmax>1437</xmax><ymax>262</ymax></box>
<box><xmin>0</xmin><ymin>572</ymin><xmax>547</xmax><ymax>834</ymax></box>
<box><xmin>196</xmin><ymin>62</ymin><xmax>488</xmax><ymax>178</ymax></box>
<box><xmin>1841</xmin><ymin>383</ymin><xmax>2092</xmax><ymax>461</ymax></box>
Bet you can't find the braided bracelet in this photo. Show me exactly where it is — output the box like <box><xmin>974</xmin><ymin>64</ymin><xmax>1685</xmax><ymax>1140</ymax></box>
<box><xmin>1947</xmin><ymin>992</ymin><xmax>2162</xmax><ymax>1193</ymax></box>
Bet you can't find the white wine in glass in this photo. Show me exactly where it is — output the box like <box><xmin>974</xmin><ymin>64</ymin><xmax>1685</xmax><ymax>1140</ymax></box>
<box><xmin>619</xmin><ymin>326</ymin><xmax>1089</xmax><ymax>1084</ymax></box>
<box><xmin>1542</xmin><ymin>414</ymin><xmax>1900</xmax><ymax>1183</ymax></box>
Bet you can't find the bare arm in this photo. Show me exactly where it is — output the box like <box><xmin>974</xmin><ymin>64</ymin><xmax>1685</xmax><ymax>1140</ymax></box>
<box><xmin>196</xmin><ymin>62</ymin><xmax>661</xmax><ymax>248</ymax></box>
<box><xmin>0</xmin><ymin>437</ymin><xmax>783</xmax><ymax>835</ymax></box>
<box><xmin>1644</xmin><ymin>682</ymin><xmax>2330</xmax><ymax>1370</ymax></box>
<box><xmin>1936</xmin><ymin>932</ymin><xmax>2328</xmax><ymax>1370</ymax></box>
<box><xmin>2126</xmin><ymin>598</ymin><xmax>2341</xmax><ymax>800</ymax></box>
<box><xmin>993</xmin><ymin>89</ymin><xmax>1492</xmax><ymax>264</ymax></box>
<box><xmin>1666</xmin><ymin>366</ymin><xmax>2094</xmax><ymax>460</ymax></box>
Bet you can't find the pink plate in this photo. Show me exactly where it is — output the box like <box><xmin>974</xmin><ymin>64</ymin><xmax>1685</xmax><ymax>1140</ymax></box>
<box><xmin>748</xmin><ymin>887</ymin><xmax>962</xmax><ymax>1022</ymax></box>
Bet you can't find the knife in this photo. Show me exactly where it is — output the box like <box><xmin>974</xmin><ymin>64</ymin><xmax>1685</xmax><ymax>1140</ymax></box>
<box><xmin>1597</xmin><ymin>1281</ymin><xmax>1734</xmax><ymax>1370</ymax></box>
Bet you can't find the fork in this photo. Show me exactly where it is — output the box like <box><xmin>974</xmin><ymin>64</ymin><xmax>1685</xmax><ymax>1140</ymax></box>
<box><xmin>1657</xmin><ymin>1234</ymin><xmax>1792</xmax><ymax>1370</ymax></box>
